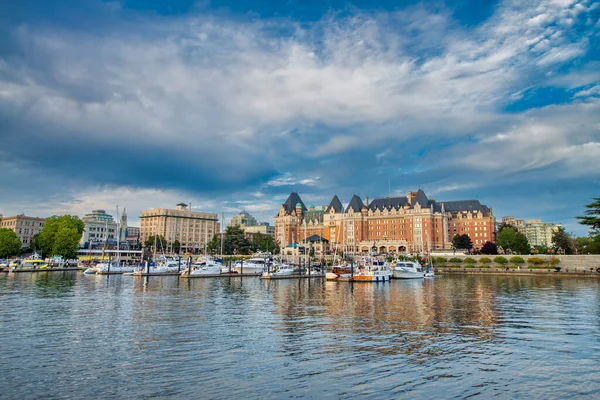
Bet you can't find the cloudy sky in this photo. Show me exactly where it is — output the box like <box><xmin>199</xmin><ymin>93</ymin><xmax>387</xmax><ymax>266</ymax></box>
<box><xmin>0</xmin><ymin>0</ymin><xmax>599</xmax><ymax>235</ymax></box>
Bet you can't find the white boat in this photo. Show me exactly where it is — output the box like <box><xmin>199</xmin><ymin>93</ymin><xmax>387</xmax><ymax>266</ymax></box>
<box><xmin>233</xmin><ymin>257</ymin><xmax>267</xmax><ymax>274</ymax></box>
<box><xmin>183</xmin><ymin>257</ymin><xmax>224</xmax><ymax>276</ymax></box>
<box><xmin>263</xmin><ymin>263</ymin><xmax>294</xmax><ymax>277</ymax></box>
<box><xmin>84</xmin><ymin>266</ymin><xmax>99</xmax><ymax>275</ymax></box>
<box><xmin>392</xmin><ymin>261</ymin><xmax>425</xmax><ymax>279</ymax></box>
<box><xmin>96</xmin><ymin>261</ymin><xmax>137</xmax><ymax>274</ymax></box>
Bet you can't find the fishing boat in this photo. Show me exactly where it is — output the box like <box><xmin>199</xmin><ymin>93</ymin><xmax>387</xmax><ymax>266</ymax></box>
<box><xmin>392</xmin><ymin>260</ymin><xmax>424</xmax><ymax>279</ymax></box>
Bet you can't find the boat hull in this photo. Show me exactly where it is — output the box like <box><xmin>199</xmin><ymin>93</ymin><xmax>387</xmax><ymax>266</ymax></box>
<box><xmin>352</xmin><ymin>273</ymin><xmax>392</xmax><ymax>282</ymax></box>
<box><xmin>392</xmin><ymin>271</ymin><xmax>424</xmax><ymax>279</ymax></box>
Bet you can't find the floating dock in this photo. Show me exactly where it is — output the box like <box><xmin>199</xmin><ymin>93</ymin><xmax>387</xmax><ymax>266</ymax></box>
<box><xmin>181</xmin><ymin>272</ymin><xmax>261</xmax><ymax>279</ymax></box>
<box><xmin>8</xmin><ymin>267</ymin><xmax>80</xmax><ymax>273</ymax></box>
<box><xmin>260</xmin><ymin>273</ymin><xmax>325</xmax><ymax>280</ymax></box>
<box><xmin>132</xmin><ymin>271</ymin><xmax>182</xmax><ymax>277</ymax></box>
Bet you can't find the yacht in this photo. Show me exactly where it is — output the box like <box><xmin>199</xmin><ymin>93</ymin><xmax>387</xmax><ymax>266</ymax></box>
<box><xmin>392</xmin><ymin>261</ymin><xmax>425</xmax><ymax>279</ymax></box>
<box><xmin>96</xmin><ymin>261</ymin><xmax>137</xmax><ymax>274</ymax></box>
<box><xmin>233</xmin><ymin>257</ymin><xmax>268</xmax><ymax>274</ymax></box>
<box><xmin>183</xmin><ymin>257</ymin><xmax>224</xmax><ymax>276</ymax></box>
<box><xmin>262</xmin><ymin>263</ymin><xmax>295</xmax><ymax>277</ymax></box>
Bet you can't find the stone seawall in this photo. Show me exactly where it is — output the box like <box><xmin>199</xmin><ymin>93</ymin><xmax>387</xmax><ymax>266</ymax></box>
<box><xmin>434</xmin><ymin>254</ymin><xmax>600</xmax><ymax>275</ymax></box>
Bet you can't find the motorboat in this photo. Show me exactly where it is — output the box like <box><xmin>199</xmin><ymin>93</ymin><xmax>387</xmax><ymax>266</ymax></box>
<box><xmin>352</xmin><ymin>260</ymin><xmax>392</xmax><ymax>282</ymax></box>
<box><xmin>183</xmin><ymin>257</ymin><xmax>224</xmax><ymax>276</ymax></box>
<box><xmin>96</xmin><ymin>262</ymin><xmax>137</xmax><ymax>274</ymax></box>
<box><xmin>233</xmin><ymin>257</ymin><xmax>268</xmax><ymax>274</ymax></box>
<box><xmin>326</xmin><ymin>263</ymin><xmax>354</xmax><ymax>280</ymax></box>
<box><xmin>10</xmin><ymin>258</ymin><xmax>48</xmax><ymax>271</ymax></box>
<box><xmin>392</xmin><ymin>261</ymin><xmax>425</xmax><ymax>279</ymax></box>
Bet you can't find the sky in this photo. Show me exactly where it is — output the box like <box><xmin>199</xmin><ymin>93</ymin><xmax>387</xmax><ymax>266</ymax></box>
<box><xmin>0</xmin><ymin>0</ymin><xmax>599</xmax><ymax>236</ymax></box>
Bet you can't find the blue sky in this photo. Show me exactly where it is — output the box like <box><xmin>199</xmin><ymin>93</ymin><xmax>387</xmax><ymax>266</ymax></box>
<box><xmin>0</xmin><ymin>0</ymin><xmax>599</xmax><ymax>235</ymax></box>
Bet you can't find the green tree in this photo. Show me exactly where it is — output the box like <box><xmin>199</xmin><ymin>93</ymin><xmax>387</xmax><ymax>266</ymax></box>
<box><xmin>52</xmin><ymin>226</ymin><xmax>80</xmax><ymax>258</ymax></box>
<box><xmin>577</xmin><ymin>198</ymin><xmax>600</xmax><ymax>235</ymax></box>
<box><xmin>0</xmin><ymin>228</ymin><xmax>22</xmax><ymax>258</ymax></box>
<box><xmin>37</xmin><ymin>215</ymin><xmax>84</xmax><ymax>258</ymax></box>
<box><xmin>452</xmin><ymin>234</ymin><xmax>473</xmax><ymax>250</ymax></box>
<box><xmin>172</xmin><ymin>239</ymin><xmax>181</xmax><ymax>254</ymax></box>
<box><xmin>480</xmin><ymin>241</ymin><xmax>498</xmax><ymax>255</ymax></box>
<box><xmin>144</xmin><ymin>235</ymin><xmax>167</xmax><ymax>250</ymax></box>
<box><xmin>496</xmin><ymin>227</ymin><xmax>517</xmax><ymax>252</ymax></box>
<box><xmin>512</xmin><ymin>232</ymin><xmax>530</xmax><ymax>255</ymax></box>
<box><xmin>552</xmin><ymin>227</ymin><xmax>575</xmax><ymax>255</ymax></box>
<box><xmin>223</xmin><ymin>225</ymin><xmax>252</xmax><ymax>255</ymax></box>
<box><xmin>207</xmin><ymin>234</ymin><xmax>221</xmax><ymax>254</ymax></box>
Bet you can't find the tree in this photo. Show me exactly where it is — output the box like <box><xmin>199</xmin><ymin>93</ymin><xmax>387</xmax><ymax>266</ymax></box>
<box><xmin>452</xmin><ymin>234</ymin><xmax>473</xmax><ymax>250</ymax></box>
<box><xmin>52</xmin><ymin>226</ymin><xmax>80</xmax><ymax>259</ymax></box>
<box><xmin>223</xmin><ymin>226</ymin><xmax>252</xmax><ymax>255</ymax></box>
<box><xmin>512</xmin><ymin>232</ymin><xmax>530</xmax><ymax>255</ymax></box>
<box><xmin>496</xmin><ymin>227</ymin><xmax>517</xmax><ymax>252</ymax></box>
<box><xmin>37</xmin><ymin>215</ymin><xmax>84</xmax><ymax>258</ymax></box>
<box><xmin>144</xmin><ymin>235</ymin><xmax>167</xmax><ymax>250</ymax></box>
<box><xmin>172</xmin><ymin>239</ymin><xmax>181</xmax><ymax>254</ymax></box>
<box><xmin>0</xmin><ymin>228</ymin><xmax>22</xmax><ymax>258</ymax></box>
<box><xmin>552</xmin><ymin>227</ymin><xmax>575</xmax><ymax>255</ymax></box>
<box><xmin>480</xmin><ymin>241</ymin><xmax>498</xmax><ymax>255</ymax></box>
<box><xmin>577</xmin><ymin>198</ymin><xmax>600</xmax><ymax>235</ymax></box>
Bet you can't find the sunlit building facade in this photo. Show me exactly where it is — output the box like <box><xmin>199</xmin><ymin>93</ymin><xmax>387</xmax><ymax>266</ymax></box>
<box><xmin>274</xmin><ymin>190</ymin><xmax>495</xmax><ymax>254</ymax></box>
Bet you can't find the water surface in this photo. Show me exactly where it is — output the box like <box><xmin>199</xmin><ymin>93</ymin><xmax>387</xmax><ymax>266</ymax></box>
<box><xmin>1</xmin><ymin>273</ymin><xmax>599</xmax><ymax>398</ymax></box>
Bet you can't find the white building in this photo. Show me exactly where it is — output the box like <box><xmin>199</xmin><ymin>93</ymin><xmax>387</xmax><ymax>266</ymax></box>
<box><xmin>525</xmin><ymin>219</ymin><xmax>561</xmax><ymax>248</ymax></box>
<box><xmin>81</xmin><ymin>210</ymin><xmax>117</xmax><ymax>247</ymax></box>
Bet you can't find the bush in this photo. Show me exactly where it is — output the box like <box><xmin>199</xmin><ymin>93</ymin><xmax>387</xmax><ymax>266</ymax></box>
<box><xmin>449</xmin><ymin>257</ymin><xmax>463</xmax><ymax>263</ymax></box>
<box><xmin>436</xmin><ymin>257</ymin><xmax>448</xmax><ymax>264</ymax></box>
<box><xmin>528</xmin><ymin>257</ymin><xmax>545</xmax><ymax>265</ymax></box>
<box><xmin>479</xmin><ymin>265</ymin><xmax>490</xmax><ymax>268</ymax></box>
<box><xmin>548</xmin><ymin>257</ymin><xmax>560</xmax><ymax>266</ymax></box>
<box><xmin>464</xmin><ymin>257</ymin><xmax>477</xmax><ymax>264</ymax></box>
<box><xmin>509</xmin><ymin>256</ymin><xmax>525</xmax><ymax>264</ymax></box>
<box><xmin>479</xmin><ymin>257</ymin><xmax>492</xmax><ymax>264</ymax></box>
<box><xmin>494</xmin><ymin>256</ymin><xmax>508</xmax><ymax>265</ymax></box>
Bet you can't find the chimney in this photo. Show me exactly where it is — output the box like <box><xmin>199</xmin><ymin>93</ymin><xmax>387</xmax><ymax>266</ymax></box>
<box><xmin>364</xmin><ymin>195</ymin><xmax>369</xmax><ymax>206</ymax></box>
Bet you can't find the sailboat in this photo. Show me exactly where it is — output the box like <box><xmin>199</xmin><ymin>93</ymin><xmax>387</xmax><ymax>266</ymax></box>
<box><xmin>326</xmin><ymin>202</ymin><xmax>355</xmax><ymax>281</ymax></box>
<box><xmin>424</xmin><ymin>240</ymin><xmax>435</xmax><ymax>278</ymax></box>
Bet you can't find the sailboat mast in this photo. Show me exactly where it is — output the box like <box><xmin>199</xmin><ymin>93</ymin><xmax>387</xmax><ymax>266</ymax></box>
<box><xmin>116</xmin><ymin>205</ymin><xmax>120</xmax><ymax>267</ymax></box>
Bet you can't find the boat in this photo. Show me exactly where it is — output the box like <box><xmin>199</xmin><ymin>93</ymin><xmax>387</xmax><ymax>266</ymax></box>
<box><xmin>262</xmin><ymin>263</ymin><xmax>295</xmax><ymax>277</ymax></box>
<box><xmin>232</xmin><ymin>257</ymin><xmax>267</xmax><ymax>274</ymax></box>
<box><xmin>10</xmin><ymin>258</ymin><xmax>48</xmax><ymax>271</ymax></box>
<box><xmin>182</xmin><ymin>257</ymin><xmax>224</xmax><ymax>276</ymax></box>
<box><xmin>96</xmin><ymin>261</ymin><xmax>137</xmax><ymax>274</ymax></box>
<box><xmin>326</xmin><ymin>263</ymin><xmax>354</xmax><ymax>280</ymax></box>
<box><xmin>392</xmin><ymin>260</ymin><xmax>424</xmax><ymax>279</ymax></box>
<box><xmin>352</xmin><ymin>258</ymin><xmax>392</xmax><ymax>282</ymax></box>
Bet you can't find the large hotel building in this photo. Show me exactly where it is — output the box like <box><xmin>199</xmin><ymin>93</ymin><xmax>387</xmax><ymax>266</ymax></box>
<box><xmin>274</xmin><ymin>190</ymin><xmax>495</xmax><ymax>254</ymax></box>
<box><xmin>0</xmin><ymin>214</ymin><xmax>45</xmax><ymax>248</ymax></box>
<box><xmin>140</xmin><ymin>203</ymin><xmax>219</xmax><ymax>253</ymax></box>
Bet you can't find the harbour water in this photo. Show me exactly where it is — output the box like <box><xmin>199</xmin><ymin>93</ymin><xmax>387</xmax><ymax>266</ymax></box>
<box><xmin>1</xmin><ymin>272</ymin><xmax>599</xmax><ymax>399</ymax></box>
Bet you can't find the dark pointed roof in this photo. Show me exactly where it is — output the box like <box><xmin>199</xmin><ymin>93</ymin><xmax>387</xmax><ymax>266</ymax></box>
<box><xmin>412</xmin><ymin>189</ymin><xmax>429</xmax><ymax>208</ymax></box>
<box><xmin>346</xmin><ymin>194</ymin><xmax>365</xmax><ymax>212</ymax></box>
<box><xmin>302</xmin><ymin>234</ymin><xmax>329</xmax><ymax>243</ymax></box>
<box><xmin>326</xmin><ymin>195</ymin><xmax>343</xmax><ymax>213</ymax></box>
<box><xmin>368</xmin><ymin>196</ymin><xmax>409</xmax><ymax>212</ymax></box>
<box><xmin>282</xmin><ymin>192</ymin><xmax>307</xmax><ymax>214</ymax></box>
<box><xmin>441</xmin><ymin>200</ymin><xmax>491</xmax><ymax>215</ymax></box>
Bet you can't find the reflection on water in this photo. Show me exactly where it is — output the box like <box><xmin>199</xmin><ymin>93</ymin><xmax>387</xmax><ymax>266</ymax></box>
<box><xmin>0</xmin><ymin>273</ymin><xmax>599</xmax><ymax>399</ymax></box>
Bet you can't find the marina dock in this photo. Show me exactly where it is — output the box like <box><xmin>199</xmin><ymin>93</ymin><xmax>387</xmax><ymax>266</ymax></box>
<box><xmin>260</xmin><ymin>273</ymin><xmax>325</xmax><ymax>280</ymax></box>
<box><xmin>181</xmin><ymin>272</ymin><xmax>262</xmax><ymax>278</ymax></box>
<box><xmin>8</xmin><ymin>267</ymin><xmax>80</xmax><ymax>273</ymax></box>
<box><xmin>132</xmin><ymin>271</ymin><xmax>182</xmax><ymax>276</ymax></box>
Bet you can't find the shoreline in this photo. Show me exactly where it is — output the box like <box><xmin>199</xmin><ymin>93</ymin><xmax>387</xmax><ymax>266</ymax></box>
<box><xmin>437</xmin><ymin>267</ymin><xmax>600</xmax><ymax>278</ymax></box>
